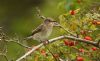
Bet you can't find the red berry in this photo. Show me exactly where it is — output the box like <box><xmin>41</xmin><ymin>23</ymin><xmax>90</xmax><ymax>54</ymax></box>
<box><xmin>80</xmin><ymin>30</ymin><xmax>87</xmax><ymax>35</ymax></box>
<box><xmin>77</xmin><ymin>56</ymin><xmax>84</xmax><ymax>61</ymax></box>
<box><xmin>41</xmin><ymin>49</ymin><xmax>45</xmax><ymax>53</ymax></box>
<box><xmin>92</xmin><ymin>47</ymin><xmax>97</xmax><ymax>51</ymax></box>
<box><xmin>97</xmin><ymin>21</ymin><xmax>100</xmax><ymax>25</ymax></box>
<box><xmin>84</xmin><ymin>36</ymin><xmax>92</xmax><ymax>41</ymax></box>
<box><xmin>69</xmin><ymin>41</ymin><xmax>75</xmax><ymax>46</ymax></box>
<box><xmin>77</xmin><ymin>0</ymin><xmax>81</xmax><ymax>4</ymax></box>
<box><xmin>64</xmin><ymin>40</ymin><xmax>69</xmax><ymax>46</ymax></box>
<box><xmin>54</xmin><ymin>54</ymin><xmax>59</xmax><ymax>58</ymax></box>
<box><xmin>64</xmin><ymin>40</ymin><xmax>75</xmax><ymax>46</ymax></box>
<box><xmin>92</xmin><ymin>20</ymin><xmax>97</xmax><ymax>25</ymax></box>
<box><xmin>70</xmin><ymin>10</ymin><xmax>75</xmax><ymax>15</ymax></box>
<box><xmin>92</xmin><ymin>20</ymin><xmax>100</xmax><ymax>25</ymax></box>
<box><xmin>79</xmin><ymin>48</ymin><xmax>84</xmax><ymax>53</ymax></box>
<box><xmin>41</xmin><ymin>49</ymin><xmax>46</xmax><ymax>56</ymax></box>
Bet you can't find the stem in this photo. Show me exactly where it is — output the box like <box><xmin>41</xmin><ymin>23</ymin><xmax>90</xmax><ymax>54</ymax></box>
<box><xmin>44</xmin><ymin>45</ymin><xmax>58</xmax><ymax>61</ymax></box>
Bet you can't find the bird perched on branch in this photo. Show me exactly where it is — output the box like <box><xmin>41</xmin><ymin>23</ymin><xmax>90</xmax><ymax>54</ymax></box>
<box><xmin>25</xmin><ymin>7</ymin><xmax>60</xmax><ymax>44</ymax></box>
<box><xmin>26</xmin><ymin>17</ymin><xmax>60</xmax><ymax>44</ymax></box>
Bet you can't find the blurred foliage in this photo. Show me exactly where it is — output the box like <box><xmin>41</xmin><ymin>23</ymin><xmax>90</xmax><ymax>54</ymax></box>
<box><xmin>0</xmin><ymin>0</ymin><xmax>100</xmax><ymax>61</ymax></box>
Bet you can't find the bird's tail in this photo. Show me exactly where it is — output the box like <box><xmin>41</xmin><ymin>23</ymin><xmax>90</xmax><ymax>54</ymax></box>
<box><xmin>24</xmin><ymin>36</ymin><xmax>33</xmax><ymax>40</ymax></box>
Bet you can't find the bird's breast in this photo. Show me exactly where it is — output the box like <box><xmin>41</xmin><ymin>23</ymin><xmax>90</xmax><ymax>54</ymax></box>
<box><xmin>42</xmin><ymin>26</ymin><xmax>53</xmax><ymax>37</ymax></box>
<box><xmin>33</xmin><ymin>26</ymin><xmax>53</xmax><ymax>41</ymax></box>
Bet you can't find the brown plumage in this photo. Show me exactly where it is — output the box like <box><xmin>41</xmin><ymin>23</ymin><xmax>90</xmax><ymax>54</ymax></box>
<box><xmin>27</xmin><ymin>18</ymin><xmax>58</xmax><ymax>42</ymax></box>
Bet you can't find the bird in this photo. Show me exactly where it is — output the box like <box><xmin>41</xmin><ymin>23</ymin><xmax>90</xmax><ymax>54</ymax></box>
<box><xmin>26</xmin><ymin>17</ymin><xmax>59</xmax><ymax>44</ymax></box>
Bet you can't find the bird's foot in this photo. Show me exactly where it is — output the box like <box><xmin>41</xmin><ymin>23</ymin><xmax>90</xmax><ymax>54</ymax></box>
<box><xmin>42</xmin><ymin>40</ymin><xmax>49</xmax><ymax>45</ymax></box>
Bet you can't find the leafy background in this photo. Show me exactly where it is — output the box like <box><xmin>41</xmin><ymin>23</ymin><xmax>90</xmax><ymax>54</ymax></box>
<box><xmin>0</xmin><ymin>0</ymin><xmax>100</xmax><ymax>61</ymax></box>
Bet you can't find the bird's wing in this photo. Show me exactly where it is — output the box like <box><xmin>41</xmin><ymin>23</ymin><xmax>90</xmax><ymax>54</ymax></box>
<box><xmin>31</xmin><ymin>24</ymin><xmax>43</xmax><ymax>35</ymax></box>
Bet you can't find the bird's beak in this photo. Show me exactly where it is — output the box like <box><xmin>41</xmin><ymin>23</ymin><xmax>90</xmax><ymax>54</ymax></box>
<box><xmin>53</xmin><ymin>22</ymin><xmax>61</xmax><ymax>27</ymax></box>
<box><xmin>50</xmin><ymin>21</ymin><xmax>57</xmax><ymax>22</ymax></box>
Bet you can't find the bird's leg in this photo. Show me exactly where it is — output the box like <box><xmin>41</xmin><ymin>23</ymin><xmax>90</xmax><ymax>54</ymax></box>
<box><xmin>42</xmin><ymin>40</ymin><xmax>49</xmax><ymax>45</ymax></box>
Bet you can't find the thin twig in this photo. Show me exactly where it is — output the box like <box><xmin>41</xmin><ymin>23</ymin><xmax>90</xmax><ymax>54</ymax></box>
<box><xmin>59</xmin><ymin>26</ymin><xmax>76</xmax><ymax>37</ymax></box>
<box><xmin>36</xmin><ymin>7</ymin><xmax>46</xmax><ymax>20</ymax></box>
<box><xmin>5</xmin><ymin>40</ymin><xmax>31</xmax><ymax>49</ymax></box>
<box><xmin>16</xmin><ymin>35</ymin><xmax>99</xmax><ymax>61</ymax></box>
<box><xmin>97</xmin><ymin>40</ymin><xmax>100</xmax><ymax>47</ymax></box>
<box><xmin>59</xmin><ymin>58</ymin><xmax>64</xmax><ymax>61</ymax></box>
<box><xmin>0</xmin><ymin>53</ymin><xmax>8</xmax><ymax>61</ymax></box>
<box><xmin>16</xmin><ymin>43</ymin><xmax>43</xmax><ymax>61</ymax></box>
<box><xmin>44</xmin><ymin>45</ymin><xmax>58</xmax><ymax>61</ymax></box>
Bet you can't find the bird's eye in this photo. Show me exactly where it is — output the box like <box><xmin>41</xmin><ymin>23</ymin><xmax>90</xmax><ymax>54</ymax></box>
<box><xmin>48</xmin><ymin>19</ymin><xmax>51</xmax><ymax>22</ymax></box>
<box><xmin>49</xmin><ymin>20</ymin><xmax>52</xmax><ymax>22</ymax></box>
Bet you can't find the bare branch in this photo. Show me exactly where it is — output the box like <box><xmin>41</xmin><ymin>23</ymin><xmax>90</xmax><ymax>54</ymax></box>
<box><xmin>36</xmin><ymin>7</ymin><xmax>46</xmax><ymax>20</ymax></box>
<box><xmin>16</xmin><ymin>35</ymin><xmax>99</xmax><ymax>61</ymax></box>
<box><xmin>16</xmin><ymin>43</ymin><xmax>43</xmax><ymax>61</ymax></box>
<box><xmin>65</xmin><ymin>35</ymin><xmax>99</xmax><ymax>48</ymax></box>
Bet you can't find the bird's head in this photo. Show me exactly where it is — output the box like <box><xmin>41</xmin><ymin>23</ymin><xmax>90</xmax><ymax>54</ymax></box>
<box><xmin>44</xmin><ymin>17</ymin><xmax>57</xmax><ymax>26</ymax></box>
